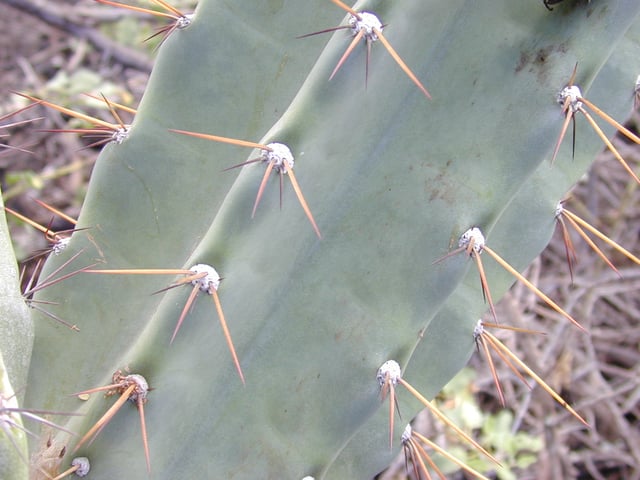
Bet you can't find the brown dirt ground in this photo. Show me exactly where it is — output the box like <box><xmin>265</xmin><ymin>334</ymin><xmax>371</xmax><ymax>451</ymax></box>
<box><xmin>1</xmin><ymin>2</ymin><xmax>639</xmax><ymax>479</ymax></box>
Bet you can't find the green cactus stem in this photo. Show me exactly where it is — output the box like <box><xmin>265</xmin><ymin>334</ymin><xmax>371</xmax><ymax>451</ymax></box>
<box><xmin>9</xmin><ymin>0</ymin><xmax>640</xmax><ymax>478</ymax></box>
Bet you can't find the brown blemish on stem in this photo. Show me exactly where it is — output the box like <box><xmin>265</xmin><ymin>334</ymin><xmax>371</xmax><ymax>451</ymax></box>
<box><xmin>515</xmin><ymin>42</ymin><xmax>568</xmax><ymax>84</ymax></box>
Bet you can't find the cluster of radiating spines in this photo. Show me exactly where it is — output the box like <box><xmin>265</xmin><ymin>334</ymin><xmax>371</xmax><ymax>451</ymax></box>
<box><xmin>165</xmin><ymin>0</ymin><xmax>430</xmax><ymax>243</ymax></box>
<box><xmin>19</xmin><ymin>254</ymin><xmax>242</xmax><ymax>473</ymax></box>
<box><xmin>401</xmin><ymin>423</ymin><xmax>491</xmax><ymax>480</ymax></box>
<box><xmin>43</xmin><ymin>260</ymin><xmax>235</xmax><ymax>472</ymax></box>
<box><xmin>22</xmin><ymin>250</ymin><xmax>96</xmax><ymax>333</ymax></box>
<box><xmin>5</xmin><ymin>0</ymin><xmax>436</xmax><ymax>428</ymax></box>
<box><xmin>432</xmin><ymin>225</ymin><xmax>593</xmax><ymax>426</ymax></box>
<box><xmin>14</xmin><ymin>92</ymin><xmax>133</xmax><ymax>149</ymax></box>
<box><xmin>429</xmin><ymin>221</ymin><xmax>594</xmax><ymax>428</ymax></box>
<box><xmin>5</xmin><ymin>199</ymin><xmax>78</xmax><ymax>260</ymax></box>
<box><xmin>377</xmin><ymin>360</ymin><xmax>498</xmax><ymax>479</ymax></box>
<box><xmin>2</xmin><ymin>206</ymin><xmax>241</xmax><ymax>475</ymax></box>
<box><xmin>94</xmin><ymin>0</ymin><xmax>194</xmax><ymax>46</ymax></box>
<box><xmin>473</xmin><ymin>320</ymin><xmax>587</xmax><ymax>425</ymax></box>
<box><xmin>71</xmin><ymin>370</ymin><xmax>151</xmax><ymax>472</ymax></box>
<box><xmin>83</xmin><ymin>263</ymin><xmax>245</xmax><ymax>384</ymax></box>
<box><xmin>0</xmin><ymin>101</ymin><xmax>43</xmax><ymax>155</ymax></box>
<box><xmin>555</xmin><ymin>200</ymin><xmax>640</xmax><ymax>281</ymax></box>
<box><xmin>298</xmin><ymin>0</ymin><xmax>431</xmax><ymax>99</ymax></box>
<box><xmin>435</xmin><ymin>226</ymin><xmax>585</xmax><ymax>332</ymax></box>
<box><xmin>170</xmin><ymin>129</ymin><xmax>322</xmax><ymax>239</ymax></box>
<box><xmin>553</xmin><ymin>65</ymin><xmax>640</xmax><ymax>185</ymax></box>
<box><xmin>4</xmin><ymin>200</ymin><xmax>90</xmax><ymax>331</ymax></box>
<box><xmin>0</xmin><ymin>200</ymin><xmax>93</xmax><ymax>470</ymax></box>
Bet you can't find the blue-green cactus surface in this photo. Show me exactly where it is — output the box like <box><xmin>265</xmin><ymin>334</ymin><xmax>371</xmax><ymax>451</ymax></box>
<box><xmin>0</xmin><ymin>0</ymin><xmax>638</xmax><ymax>478</ymax></box>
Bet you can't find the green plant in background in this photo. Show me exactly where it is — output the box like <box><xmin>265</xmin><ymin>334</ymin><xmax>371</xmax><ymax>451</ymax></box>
<box><xmin>424</xmin><ymin>368</ymin><xmax>543</xmax><ymax>480</ymax></box>
<box><xmin>1</xmin><ymin>0</ymin><xmax>640</xmax><ymax>478</ymax></box>
<box><xmin>481</xmin><ymin>410</ymin><xmax>544</xmax><ymax>480</ymax></box>
<box><xmin>94</xmin><ymin>0</ymin><xmax>195</xmax><ymax>49</ymax></box>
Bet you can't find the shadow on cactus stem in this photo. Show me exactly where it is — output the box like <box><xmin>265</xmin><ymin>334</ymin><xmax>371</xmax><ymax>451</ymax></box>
<box><xmin>297</xmin><ymin>0</ymin><xmax>431</xmax><ymax>99</ymax></box>
<box><xmin>553</xmin><ymin>65</ymin><xmax>640</xmax><ymax>185</ymax></box>
<box><xmin>169</xmin><ymin>128</ymin><xmax>322</xmax><ymax>239</ymax></box>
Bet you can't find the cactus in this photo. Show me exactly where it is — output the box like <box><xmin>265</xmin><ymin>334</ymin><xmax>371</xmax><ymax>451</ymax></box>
<box><xmin>1</xmin><ymin>0</ymin><xmax>640</xmax><ymax>477</ymax></box>
<box><xmin>0</xmin><ymin>185</ymin><xmax>34</xmax><ymax>480</ymax></box>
